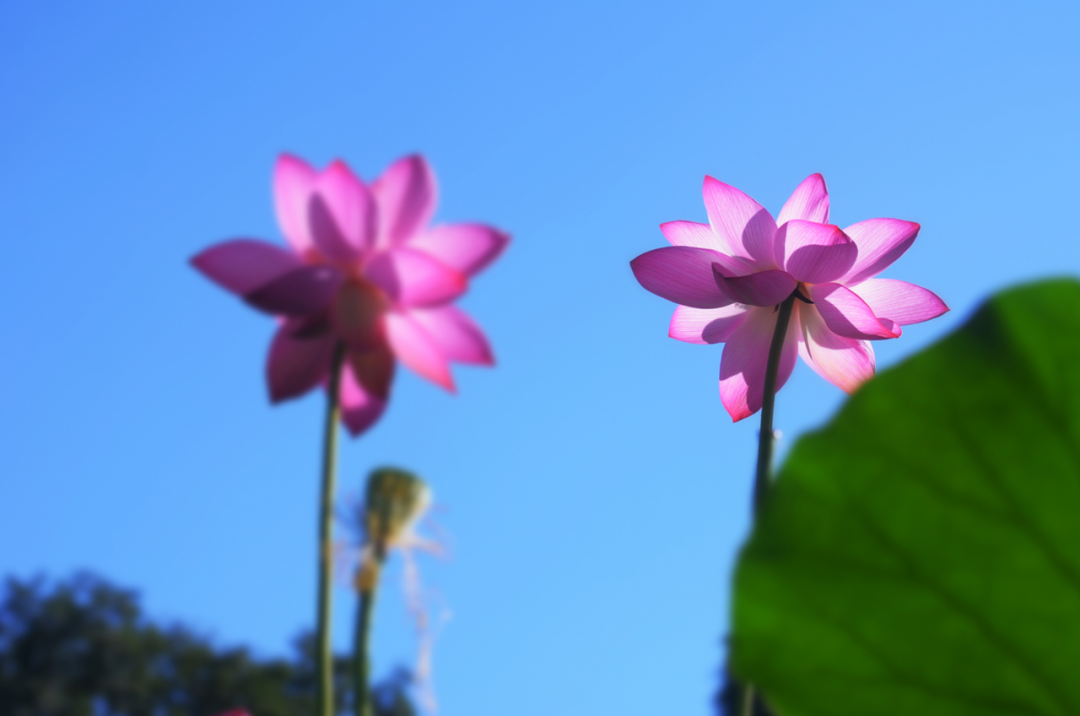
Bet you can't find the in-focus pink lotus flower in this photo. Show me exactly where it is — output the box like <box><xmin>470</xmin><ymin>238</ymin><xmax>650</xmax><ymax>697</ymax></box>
<box><xmin>193</xmin><ymin>154</ymin><xmax>508</xmax><ymax>435</ymax></box>
<box><xmin>631</xmin><ymin>174</ymin><xmax>947</xmax><ymax>421</ymax></box>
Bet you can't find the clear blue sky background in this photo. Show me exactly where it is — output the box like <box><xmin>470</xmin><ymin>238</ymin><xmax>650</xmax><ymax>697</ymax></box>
<box><xmin>2</xmin><ymin>1</ymin><xmax>1078</xmax><ymax>714</ymax></box>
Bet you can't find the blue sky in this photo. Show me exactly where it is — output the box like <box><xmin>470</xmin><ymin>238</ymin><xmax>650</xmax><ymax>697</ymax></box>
<box><xmin>1</xmin><ymin>1</ymin><xmax>1078</xmax><ymax>714</ymax></box>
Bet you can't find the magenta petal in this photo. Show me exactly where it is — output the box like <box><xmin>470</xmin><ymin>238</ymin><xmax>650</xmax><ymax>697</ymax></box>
<box><xmin>776</xmin><ymin>220</ymin><xmax>858</xmax><ymax>284</ymax></box>
<box><xmin>384</xmin><ymin>311</ymin><xmax>455</xmax><ymax>391</ymax></box>
<box><xmin>307</xmin><ymin>160</ymin><xmax>377</xmax><ymax>263</ymax></box>
<box><xmin>808</xmin><ymin>283</ymin><xmax>900</xmax><ymax>340</ymax></box>
<box><xmin>702</xmin><ymin>176</ymin><xmax>777</xmax><ymax>268</ymax></box>
<box><xmin>668</xmin><ymin>304</ymin><xmax>750</xmax><ymax>345</ymax></box>
<box><xmin>373</xmin><ymin>155</ymin><xmax>437</xmax><ymax>247</ymax></box>
<box><xmin>191</xmin><ymin>239</ymin><xmax>303</xmax><ymax>296</ymax></box>
<box><xmin>364</xmin><ymin>248</ymin><xmax>467</xmax><ymax>308</ymax></box>
<box><xmin>408</xmin><ymin>223</ymin><xmax>509</xmax><ymax>276</ymax></box>
<box><xmin>273</xmin><ymin>154</ymin><xmax>318</xmax><ymax>254</ymax></box>
<box><xmin>839</xmin><ymin>218</ymin><xmax>920</xmax><ymax>285</ymax></box>
<box><xmin>718</xmin><ymin>306</ymin><xmax>800</xmax><ymax>421</ymax></box>
<box><xmin>850</xmin><ymin>278</ymin><xmax>950</xmax><ymax>325</ymax></box>
<box><xmin>776</xmin><ymin>173</ymin><xmax>830</xmax><ymax>225</ymax></box>
<box><xmin>245</xmin><ymin>266</ymin><xmax>344</xmax><ymax>316</ymax></box>
<box><xmin>798</xmin><ymin>303</ymin><xmax>876</xmax><ymax>393</ymax></box>
<box><xmin>266</xmin><ymin>319</ymin><xmax>335</xmax><ymax>403</ymax></box>
<box><xmin>713</xmin><ymin>266</ymin><xmax>797</xmax><ymax>307</ymax></box>
<box><xmin>660</xmin><ymin>221</ymin><xmax>747</xmax><ymax>274</ymax></box>
<box><xmin>338</xmin><ymin>362</ymin><xmax>389</xmax><ymax>437</ymax></box>
<box><xmin>408</xmin><ymin>305</ymin><xmax>494</xmax><ymax>365</ymax></box>
<box><xmin>630</xmin><ymin>246</ymin><xmax>734</xmax><ymax>309</ymax></box>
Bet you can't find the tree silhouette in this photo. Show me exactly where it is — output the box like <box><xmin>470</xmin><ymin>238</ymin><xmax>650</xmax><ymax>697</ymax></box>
<box><xmin>0</xmin><ymin>573</ymin><xmax>414</xmax><ymax>716</ymax></box>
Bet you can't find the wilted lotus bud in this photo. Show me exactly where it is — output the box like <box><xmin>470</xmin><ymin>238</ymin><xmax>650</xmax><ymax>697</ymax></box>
<box><xmin>356</xmin><ymin>468</ymin><xmax>431</xmax><ymax>593</ymax></box>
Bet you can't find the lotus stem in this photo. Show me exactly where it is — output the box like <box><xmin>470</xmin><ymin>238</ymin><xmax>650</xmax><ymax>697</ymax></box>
<box><xmin>354</xmin><ymin>559</ymin><xmax>381</xmax><ymax>716</ymax></box>
<box><xmin>754</xmin><ymin>292</ymin><xmax>796</xmax><ymax>516</ymax></box>
<box><xmin>741</xmin><ymin>291</ymin><xmax>797</xmax><ymax>716</ymax></box>
<box><xmin>316</xmin><ymin>342</ymin><xmax>347</xmax><ymax>716</ymax></box>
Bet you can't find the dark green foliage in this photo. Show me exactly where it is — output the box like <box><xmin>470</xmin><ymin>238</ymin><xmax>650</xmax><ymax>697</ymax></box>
<box><xmin>731</xmin><ymin>278</ymin><xmax>1080</xmax><ymax>716</ymax></box>
<box><xmin>0</xmin><ymin>573</ymin><xmax>414</xmax><ymax>716</ymax></box>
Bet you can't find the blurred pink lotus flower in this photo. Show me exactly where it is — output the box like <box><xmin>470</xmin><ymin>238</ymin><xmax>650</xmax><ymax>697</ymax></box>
<box><xmin>631</xmin><ymin>174</ymin><xmax>947</xmax><ymax>421</ymax></box>
<box><xmin>193</xmin><ymin>154</ymin><xmax>508</xmax><ymax>435</ymax></box>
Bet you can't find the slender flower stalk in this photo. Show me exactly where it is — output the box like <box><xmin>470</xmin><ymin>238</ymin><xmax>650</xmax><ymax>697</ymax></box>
<box><xmin>753</xmin><ymin>292</ymin><xmax>796</xmax><ymax>516</ymax></box>
<box><xmin>317</xmin><ymin>342</ymin><xmax>347</xmax><ymax>716</ymax></box>
<box><xmin>741</xmin><ymin>294</ymin><xmax>795</xmax><ymax>716</ymax></box>
<box><xmin>354</xmin><ymin>554</ymin><xmax>381</xmax><ymax>716</ymax></box>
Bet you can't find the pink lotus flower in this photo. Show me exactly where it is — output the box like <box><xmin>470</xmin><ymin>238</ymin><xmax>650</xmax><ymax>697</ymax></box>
<box><xmin>193</xmin><ymin>154</ymin><xmax>508</xmax><ymax>435</ymax></box>
<box><xmin>631</xmin><ymin>174</ymin><xmax>947</xmax><ymax>421</ymax></box>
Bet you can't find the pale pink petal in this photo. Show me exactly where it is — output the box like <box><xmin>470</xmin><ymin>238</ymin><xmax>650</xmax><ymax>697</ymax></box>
<box><xmin>307</xmin><ymin>160</ymin><xmax>377</xmax><ymax>264</ymax></box>
<box><xmin>850</xmin><ymin>278</ymin><xmax>950</xmax><ymax>325</ymax></box>
<box><xmin>630</xmin><ymin>247</ymin><xmax>733</xmax><ymax>309</ymax></box>
<box><xmin>776</xmin><ymin>173</ymin><xmax>830</xmax><ymax>225</ymax></box>
<box><xmin>660</xmin><ymin>221</ymin><xmax>748</xmax><ymax>274</ymax></box>
<box><xmin>408</xmin><ymin>305</ymin><xmax>494</xmax><ymax>365</ymax></box>
<box><xmin>364</xmin><ymin>248</ymin><xmax>468</xmax><ymax>308</ymax></box>
<box><xmin>776</xmin><ymin>220</ymin><xmax>857</xmax><ymax>284</ymax></box>
<box><xmin>244</xmin><ymin>266</ymin><xmax>344</xmax><ymax>316</ymax></box>
<box><xmin>808</xmin><ymin>283</ymin><xmax>900</xmax><ymax>340</ymax></box>
<box><xmin>338</xmin><ymin>361</ymin><xmax>389</xmax><ymax>437</ymax></box>
<box><xmin>718</xmin><ymin>306</ymin><xmax>800</xmax><ymax>421</ymax></box>
<box><xmin>273</xmin><ymin>154</ymin><xmax>318</xmax><ymax>254</ymax></box>
<box><xmin>384</xmin><ymin>311</ymin><xmax>455</xmax><ymax>391</ymax></box>
<box><xmin>702</xmin><ymin>177</ymin><xmax>777</xmax><ymax>268</ymax></box>
<box><xmin>373</xmin><ymin>155</ymin><xmax>437</xmax><ymax>247</ymax></box>
<box><xmin>668</xmin><ymin>304</ymin><xmax>750</xmax><ymax>345</ymax></box>
<box><xmin>712</xmin><ymin>267</ymin><xmax>798</xmax><ymax>307</ymax></box>
<box><xmin>839</xmin><ymin>219</ymin><xmax>920</xmax><ymax>285</ymax></box>
<box><xmin>798</xmin><ymin>303</ymin><xmax>876</xmax><ymax>393</ymax></box>
<box><xmin>265</xmin><ymin>319</ymin><xmax>335</xmax><ymax>403</ymax></box>
<box><xmin>191</xmin><ymin>239</ymin><xmax>303</xmax><ymax>296</ymax></box>
<box><xmin>408</xmin><ymin>223</ymin><xmax>509</xmax><ymax>276</ymax></box>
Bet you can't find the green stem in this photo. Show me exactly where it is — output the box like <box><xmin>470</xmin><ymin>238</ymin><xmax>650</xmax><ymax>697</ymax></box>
<box><xmin>742</xmin><ymin>292</ymin><xmax>797</xmax><ymax>716</ymax></box>
<box><xmin>354</xmin><ymin>564</ymin><xmax>380</xmax><ymax>716</ymax></box>
<box><xmin>316</xmin><ymin>342</ymin><xmax>347</xmax><ymax>716</ymax></box>
<box><xmin>753</xmin><ymin>293</ymin><xmax>796</xmax><ymax>517</ymax></box>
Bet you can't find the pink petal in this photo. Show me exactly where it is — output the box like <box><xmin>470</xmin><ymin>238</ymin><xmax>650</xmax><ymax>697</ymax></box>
<box><xmin>797</xmin><ymin>303</ymin><xmax>876</xmax><ymax>393</ymax></box>
<box><xmin>776</xmin><ymin>173</ymin><xmax>830</xmax><ymax>225</ymax></box>
<box><xmin>850</xmin><ymin>278</ymin><xmax>949</xmax><ymax>325</ymax></box>
<box><xmin>660</xmin><ymin>221</ymin><xmax>748</xmax><ymax>274</ymax></box>
<box><xmin>712</xmin><ymin>266</ymin><xmax>798</xmax><ymax>307</ymax></box>
<box><xmin>702</xmin><ymin>176</ymin><xmax>777</xmax><ymax>268</ymax></box>
<box><xmin>630</xmin><ymin>246</ymin><xmax>733</xmax><ymax>309</ymax></box>
<box><xmin>373</xmin><ymin>155</ymin><xmax>437</xmax><ymax>247</ymax></box>
<box><xmin>384</xmin><ymin>311</ymin><xmax>455</xmax><ymax>391</ymax></box>
<box><xmin>808</xmin><ymin>283</ymin><xmax>900</xmax><ymax>340</ymax></box>
<box><xmin>191</xmin><ymin>239</ymin><xmax>303</xmax><ymax>296</ymax></box>
<box><xmin>776</xmin><ymin>220</ymin><xmax>858</xmax><ymax>284</ymax></box>
<box><xmin>408</xmin><ymin>305</ymin><xmax>494</xmax><ymax>365</ymax></box>
<box><xmin>330</xmin><ymin>279</ymin><xmax>387</xmax><ymax>351</ymax></box>
<box><xmin>265</xmin><ymin>319</ymin><xmax>335</xmax><ymax>403</ymax></box>
<box><xmin>718</xmin><ymin>305</ymin><xmax>800</xmax><ymax>421</ymax></box>
<box><xmin>273</xmin><ymin>154</ymin><xmax>318</xmax><ymax>254</ymax></box>
<box><xmin>364</xmin><ymin>248</ymin><xmax>468</xmax><ymax>308</ymax></box>
<box><xmin>338</xmin><ymin>360</ymin><xmax>390</xmax><ymax>437</ymax></box>
<box><xmin>308</xmin><ymin>160</ymin><xmax>377</xmax><ymax>264</ymax></box>
<box><xmin>244</xmin><ymin>266</ymin><xmax>344</xmax><ymax>316</ymax></box>
<box><xmin>668</xmin><ymin>304</ymin><xmax>750</xmax><ymax>345</ymax></box>
<box><xmin>839</xmin><ymin>219</ymin><xmax>920</xmax><ymax>285</ymax></box>
<box><xmin>408</xmin><ymin>223</ymin><xmax>509</xmax><ymax>276</ymax></box>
